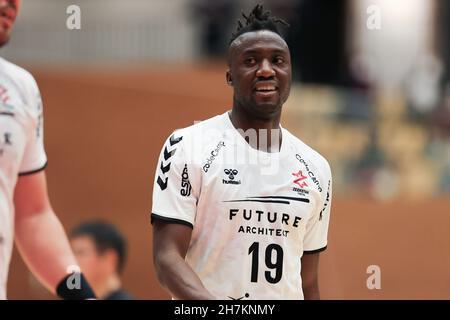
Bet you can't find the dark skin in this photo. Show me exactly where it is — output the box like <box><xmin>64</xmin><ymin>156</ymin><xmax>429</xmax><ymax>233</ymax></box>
<box><xmin>226</xmin><ymin>30</ymin><xmax>291</xmax><ymax>151</ymax></box>
<box><xmin>153</xmin><ymin>221</ymin><xmax>215</xmax><ymax>300</ymax></box>
<box><xmin>301</xmin><ymin>253</ymin><xmax>321</xmax><ymax>300</ymax></box>
<box><xmin>153</xmin><ymin>30</ymin><xmax>321</xmax><ymax>300</ymax></box>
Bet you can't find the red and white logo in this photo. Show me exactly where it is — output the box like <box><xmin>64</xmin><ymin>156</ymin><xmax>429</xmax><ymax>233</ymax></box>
<box><xmin>0</xmin><ymin>85</ymin><xmax>10</xmax><ymax>105</ymax></box>
<box><xmin>292</xmin><ymin>170</ymin><xmax>308</xmax><ymax>188</ymax></box>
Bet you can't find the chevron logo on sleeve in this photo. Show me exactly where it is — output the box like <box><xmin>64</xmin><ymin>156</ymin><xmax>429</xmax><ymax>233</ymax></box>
<box><xmin>157</xmin><ymin>134</ymin><xmax>183</xmax><ymax>190</ymax></box>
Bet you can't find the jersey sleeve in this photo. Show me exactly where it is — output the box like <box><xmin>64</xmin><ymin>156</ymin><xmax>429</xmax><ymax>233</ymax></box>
<box><xmin>18</xmin><ymin>73</ymin><xmax>47</xmax><ymax>175</ymax></box>
<box><xmin>151</xmin><ymin>131</ymin><xmax>198</xmax><ymax>228</ymax></box>
<box><xmin>303</xmin><ymin>161</ymin><xmax>332</xmax><ymax>254</ymax></box>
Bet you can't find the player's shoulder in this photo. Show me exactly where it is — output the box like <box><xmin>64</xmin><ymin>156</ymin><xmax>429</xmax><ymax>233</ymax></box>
<box><xmin>284</xmin><ymin>128</ymin><xmax>331</xmax><ymax>177</ymax></box>
<box><xmin>168</xmin><ymin>112</ymin><xmax>228</xmax><ymax>149</ymax></box>
<box><xmin>0</xmin><ymin>57</ymin><xmax>39</xmax><ymax>90</ymax></box>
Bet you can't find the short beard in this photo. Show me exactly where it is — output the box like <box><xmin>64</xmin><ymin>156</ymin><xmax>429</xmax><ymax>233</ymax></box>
<box><xmin>233</xmin><ymin>95</ymin><xmax>283</xmax><ymax>121</ymax></box>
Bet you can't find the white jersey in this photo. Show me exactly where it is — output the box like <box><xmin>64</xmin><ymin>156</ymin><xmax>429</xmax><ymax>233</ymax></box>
<box><xmin>151</xmin><ymin>112</ymin><xmax>332</xmax><ymax>300</ymax></box>
<box><xmin>0</xmin><ymin>57</ymin><xmax>47</xmax><ymax>300</ymax></box>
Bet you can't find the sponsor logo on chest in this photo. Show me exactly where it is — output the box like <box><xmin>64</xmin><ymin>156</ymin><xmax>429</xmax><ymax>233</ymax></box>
<box><xmin>203</xmin><ymin>141</ymin><xmax>226</xmax><ymax>173</ymax></box>
<box><xmin>0</xmin><ymin>85</ymin><xmax>12</xmax><ymax>108</ymax></box>
<box><xmin>223</xmin><ymin>168</ymin><xmax>241</xmax><ymax>185</ymax></box>
<box><xmin>291</xmin><ymin>169</ymin><xmax>310</xmax><ymax>197</ymax></box>
<box><xmin>294</xmin><ymin>154</ymin><xmax>323</xmax><ymax>193</ymax></box>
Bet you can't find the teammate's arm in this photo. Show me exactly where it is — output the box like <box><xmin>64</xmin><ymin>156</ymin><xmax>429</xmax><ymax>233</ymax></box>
<box><xmin>13</xmin><ymin>170</ymin><xmax>79</xmax><ymax>295</ymax></box>
<box><xmin>301</xmin><ymin>252</ymin><xmax>321</xmax><ymax>300</ymax></box>
<box><xmin>153</xmin><ymin>220</ymin><xmax>215</xmax><ymax>300</ymax></box>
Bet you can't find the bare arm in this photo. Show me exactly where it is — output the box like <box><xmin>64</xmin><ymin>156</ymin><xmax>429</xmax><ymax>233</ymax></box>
<box><xmin>152</xmin><ymin>220</ymin><xmax>215</xmax><ymax>300</ymax></box>
<box><xmin>13</xmin><ymin>171</ymin><xmax>78</xmax><ymax>295</ymax></box>
<box><xmin>301</xmin><ymin>252</ymin><xmax>321</xmax><ymax>300</ymax></box>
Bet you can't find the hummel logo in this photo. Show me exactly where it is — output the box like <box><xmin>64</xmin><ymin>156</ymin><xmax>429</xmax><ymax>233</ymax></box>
<box><xmin>157</xmin><ymin>134</ymin><xmax>183</xmax><ymax>190</ymax></box>
<box><xmin>223</xmin><ymin>169</ymin><xmax>241</xmax><ymax>185</ymax></box>
<box><xmin>224</xmin><ymin>169</ymin><xmax>238</xmax><ymax>180</ymax></box>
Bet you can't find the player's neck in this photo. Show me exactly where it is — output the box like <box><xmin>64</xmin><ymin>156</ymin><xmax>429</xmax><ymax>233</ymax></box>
<box><xmin>230</xmin><ymin>105</ymin><xmax>281</xmax><ymax>131</ymax></box>
<box><xmin>94</xmin><ymin>274</ymin><xmax>122</xmax><ymax>299</ymax></box>
<box><xmin>229</xmin><ymin>108</ymin><xmax>283</xmax><ymax>153</ymax></box>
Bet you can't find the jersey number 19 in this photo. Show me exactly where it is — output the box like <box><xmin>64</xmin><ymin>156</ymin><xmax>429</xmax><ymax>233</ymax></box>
<box><xmin>248</xmin><ymin>242</ymin><xmax>283</xmax><ymax>284</ymax></box>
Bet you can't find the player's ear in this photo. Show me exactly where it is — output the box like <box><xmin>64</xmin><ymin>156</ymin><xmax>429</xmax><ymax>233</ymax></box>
<box><xmin>226</xmin><ymin>70</ymin><xmax>233</xmax><ymax>86</ymax></box>
<box><xmin>103</xmin><ymin>249</ymin><xmax>119</xmax><ymax>273</ymax></box>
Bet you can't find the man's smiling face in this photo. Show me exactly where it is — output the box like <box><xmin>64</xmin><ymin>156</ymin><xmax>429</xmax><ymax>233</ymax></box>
<box><xmin>227</xmin><ymin>30</ymin><xmax>292</xmax><ymax>120</ymax></box>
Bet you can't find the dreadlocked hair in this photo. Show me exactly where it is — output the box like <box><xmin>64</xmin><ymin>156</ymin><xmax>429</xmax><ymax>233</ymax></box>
<box><xmin>229</xmin><ymin>3</ymin><xmax>289</xmax><ymax>45</ymax></box>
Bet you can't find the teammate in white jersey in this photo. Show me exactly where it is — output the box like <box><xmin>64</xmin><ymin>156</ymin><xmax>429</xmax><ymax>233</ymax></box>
<box><xmin>0</xmin><ymin>0</ymin><xmax>95</xmax><ymax>299</ymax></box>
<box><xmin>151</xmin><ymin>4</ymin><xmax>332</xmax><ymax>300</ymax></box>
